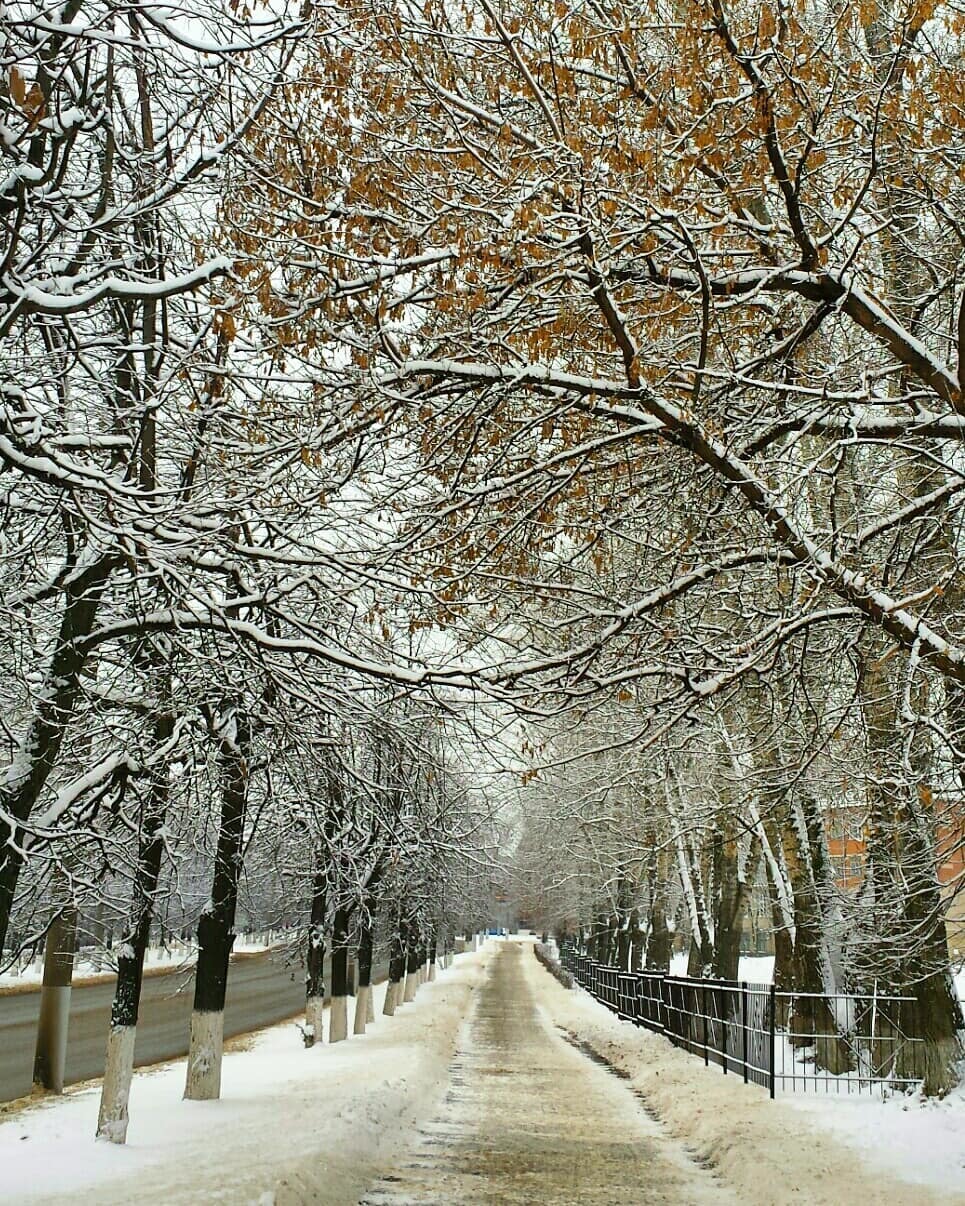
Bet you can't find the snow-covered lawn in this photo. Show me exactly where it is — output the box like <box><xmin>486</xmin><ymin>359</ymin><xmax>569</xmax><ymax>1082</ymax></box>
<box><xmin>668</xmin><ymin>952</ymin><xmax>776</xmax><ymax>981</ymax></box>
<box><xmin>535</xmin><ymin>949</ymin><xmax>965</xmax><ymax>1206</ymax></box>
<box><xmin>0</xmin><ymin>945</ymin><xmax>493</xmax><ymax>1204</ymax></box>
<box><xmin>668</xmin><ymin>953</ymin><xmax>965</xmax><ymax>1008</ymax></box>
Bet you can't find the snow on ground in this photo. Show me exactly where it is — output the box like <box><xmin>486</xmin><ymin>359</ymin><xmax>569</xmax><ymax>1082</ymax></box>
<box><xmin>779</xmin><ymin>959</ymin><xmax>965</xmax><ymax>1198</ymax></box>
<box><xmin>669</xmin><ymin>954</ymin><xmax>965</xmax><ymax>1006</ymax></box>
<box><xmin>0</xmin><ymin>945</ymin><xmax>493</xmax><ymax>1204</ymax></box>
<box><xmin>0</xmin><ymin>935</ymin><xmax>282</xmax><ymax>990</ymax></box>
<box><xmin>533</xmin><ymin>947</ymin><xmax>965</xmax><ymax>1206</ymax></box>
<box><xmin>787</xmin><ymin>1081</ymin><xmax>965</xmax><ymax>1198</ymax></box>
<box><xmin>668</xmin><ymin>952</ymin><xmax>776</xmax><ymax>982</ymax></box>
<box><xmin>1</xmin><ymin>947</ymin><xmax>191</xmax><ymax>989</ymax></box>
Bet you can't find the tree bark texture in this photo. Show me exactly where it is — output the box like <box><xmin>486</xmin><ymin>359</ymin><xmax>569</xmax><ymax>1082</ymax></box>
<box><xmin>33</xmin><ymin>906</ymin><xmax>77</xmax><ymax>1093</ymax></box>
<box><xmin>97</xmin><ymin>707</ymin><xmax>173</xmax><ymax>1141</ymax></box>
<box><xmin>0</xmin><ymin>560</ymin><xmax>111</xmax><ymax>952</ymax></box>
<box><xmin>184</xmin><ymin>712</ymin><xmax>250</xmax><ymax>1101</ymax></box>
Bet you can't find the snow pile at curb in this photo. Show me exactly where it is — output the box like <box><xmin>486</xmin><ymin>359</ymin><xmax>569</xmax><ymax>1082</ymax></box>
<box><xmin>0</xmin><ymin>944</ymin><xmax>493</xmax><ymax>1204</ymax></box>
<box><xmin>530</xmin><ymin>949</ymin><xmax>965</xmax><ymax>1206</ymax></box>
<box><xmin>533</xmin><ymin>942</ymin><xmax>574</xmax><ymax>988</ymax></box>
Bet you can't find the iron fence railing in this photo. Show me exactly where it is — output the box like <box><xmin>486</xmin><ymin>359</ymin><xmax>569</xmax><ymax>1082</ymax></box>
<box><xmin>558</xmin><ymin>947</ymin><xmax>924</xmax><ymax>1097</ymax></box>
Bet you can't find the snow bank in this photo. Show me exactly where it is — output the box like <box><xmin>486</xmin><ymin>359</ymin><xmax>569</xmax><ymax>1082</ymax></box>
<box><xmin>0</xmin><ymin>944</ymin><xmax>493</xmax><ymax>1204</ymax></box>
<box><xmin>531</xmin><ymin>947</ymin><xmax>965</xmax><ymax>1206</ymax></box>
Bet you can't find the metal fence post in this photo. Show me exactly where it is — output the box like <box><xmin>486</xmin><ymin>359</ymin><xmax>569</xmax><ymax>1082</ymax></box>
<box><xmin>702</xmin><ymin>983</ymin><xmax>709</xmax><ymax>1066</ymax></box>
<box><xmin>722</xmin><ymin>987</ymin><xmax>727</xmax><ymax>1074</ymax></box>
<box><xmin>741</xmin><ymin>981</ymin><xmax>748</xmax><ymax>1085</ymax></box>
<box><xmin>768</xmin><ymin>983</ymin><xmax>776</xmax><ymax>1099</ymax></box>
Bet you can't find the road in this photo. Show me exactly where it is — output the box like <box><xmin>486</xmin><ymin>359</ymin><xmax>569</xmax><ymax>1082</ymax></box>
<box><xmin>361</xmin><ymin>941</ymin><xmax>733</xmax><ymax>1204</ymax></box>
<box><xmin>0</xmin><ymin>950</ymin><xmax>379</xmax><ymax>1103</ymax></box>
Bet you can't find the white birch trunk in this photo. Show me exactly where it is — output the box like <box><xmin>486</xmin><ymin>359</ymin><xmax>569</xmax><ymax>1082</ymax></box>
<box><xmin>96</xmin><ymin>1025</ymin><xmax>137</xmax><ymax>1143</ymax></box>
<box><xmin>183</xmin><ymin>1011</ymin><xmax>224</xmax><ymax>1100</ymax></box>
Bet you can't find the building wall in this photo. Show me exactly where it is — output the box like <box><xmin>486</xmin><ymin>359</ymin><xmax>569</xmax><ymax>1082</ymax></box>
<box><xmin>826</xmin><ymin>797</ymin><xmax>964</xmax><ymax>960</ymax></box>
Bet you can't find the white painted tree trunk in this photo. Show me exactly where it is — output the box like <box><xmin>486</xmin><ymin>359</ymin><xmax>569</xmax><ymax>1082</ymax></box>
<box><xmin>383</xmin><ymin>980</ymin><xmax>398</xmax><ymax>1015</ymax></box>
<box><xmin>353</xmin><ymin>986</ymin><xmax>370</xmax><ymax>1035</ymax></box>
<box><xmin>305</xmin><ymin>994</ymin><xmax>324</xmax><ymax>1046</ymax></box>
<box><xmin>96</xmin><ymin>1025</ymin><xmax>137</xmax><ymax>1143</ymax></box>
<box><xmin>428</xmin><ymin>962</ymin><xmax>437</xmax><ymax>982</ymax></box>
<box><xmin>329</xmin><ymin>994</ymin><xmax>348</xmax><ymax>1042</ymax></box>
<box><xmin>403</xmin><ymin>970</ymin><xmax>417</xmax><ymax>1003</ymax></box>
<box><xmin>183</xmin><ymin>1010</ymin><xmax>224</xmax><ymax>1100</ymax></box>
<box><xmin>367</xmin><ymin>984</ymin><xmax>376</xmax><ymax>1022</ymax></box>
<box><xmin>34</xmin><ymin>985</ymin><xmax>71</xmax><ymax>1093</ymax></box>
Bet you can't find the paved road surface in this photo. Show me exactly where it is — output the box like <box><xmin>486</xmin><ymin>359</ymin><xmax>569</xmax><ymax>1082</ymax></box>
<box><xmin>361</xmin><ymin>942</ymin><xmax>734</xmax><ymax>1204</ymax></box>
<box><xmin>0</xmin><ymin>950</ymin><xmax>367</xmax><ymax>1103</ymax></box>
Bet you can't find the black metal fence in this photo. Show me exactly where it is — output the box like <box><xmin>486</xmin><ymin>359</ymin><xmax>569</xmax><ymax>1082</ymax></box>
<box><xmin>558</xmin><ymin>947</ymin><xmax>924</xmax><ymax>1097</ymax></box>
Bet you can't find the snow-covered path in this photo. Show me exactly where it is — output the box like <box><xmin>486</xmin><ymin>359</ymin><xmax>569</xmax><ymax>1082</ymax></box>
<box><xmin>361</xmin><ymin>941</ymin><xmax>733</xmax><ymax>1204</ymax></box>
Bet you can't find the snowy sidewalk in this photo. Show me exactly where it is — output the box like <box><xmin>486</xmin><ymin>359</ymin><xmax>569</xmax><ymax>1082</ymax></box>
<box><xmin>534</xmin><ymin>947</ymin><xmax>965</xmax><ymax>1206</ymax></box>
<box><xmin>0</xmin><ymin>947</ymin><xmax>493</xmax><ymax>1204</ymax></box>
<box><xmin>362</xmin><ymin>940</ymin><xmax>732</xmax><ymax>1203</ymax></box>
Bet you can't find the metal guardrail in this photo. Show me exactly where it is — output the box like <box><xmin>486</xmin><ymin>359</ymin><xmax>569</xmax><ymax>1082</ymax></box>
<box><xmin>559</xmin><ymin>948</ymin><xmax>923</xmax><ymax>1097</ymax></box>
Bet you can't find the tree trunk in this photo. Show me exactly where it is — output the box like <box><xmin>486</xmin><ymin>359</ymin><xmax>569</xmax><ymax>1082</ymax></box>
<box><xmin>33</xmin><ymin>905</ymin><xmax>77</xmax><ymax>1093</ymax></box>
<box><xmin>628</xmin><ymin>908</ymin><xmax>646</xmax><ymax>971</ymax></box>
<box><xmin>889</xmin><ymin>790</ymin><xmax>963</xmax><ymax>1094</ymax></box>
<box><xmin>354</xmin><ymin>909</ymin><xmax>374</xmax><ymax>1036</ymax></box>
<box><xmin>384</xmin><ymin>919</ymin><xmax>406</xmax><ymax>1016</ymax></box>
<box><xmin>615</xmin><ymin>899</ymin><xmax>631</xmax><ymax>971</ymax></box>
<box><xmin>590</xmin><ymin>912</ymin><xmax>608</xmax><ymax>962</ymax></box>
<box><xmin>329</xmin><ymin>906</ymin><xmax>350</xmax><ymax>1043</ymax></box>
<box><xmin>97</xmin><ymin>708</ymin><xmax>172</xmax><ymax>1141</ymax></box>
<box><xmin>0</xmin><ymin>559</ymin><xmax>111</xmax><ymax>952</ymax></box>
<box><xmin>304</xmin><ymin>867</ymin><xmax>327</xmax><ymax>1046</ymax></box>
<box><xmin>713</xmin><ymin>821</ymin><xmax>762</xmax><ymax>983</ymax></box>
<box><xmin>645</xmin><ymin>842</ymin><xmax>673</xmax><ymax>972</ymax></box>
<box><xmin>184</xmin><ymin>711</ymin><xmax>250</xmax><ymax>1101</ymax></box>
<box><xmin>403</xmin><ymin>934</ymin><xmax>419</xmax><ymax>1003</ymax></box>
<box><xmin>859</xmin><ymin>645</ymin><xmax>963</xmax><ymax>1094</ymax></box>
<box><xmin>676</xmin><ymin>831</ymin><xmax>713</xmax><ymax>977</ymax></box>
